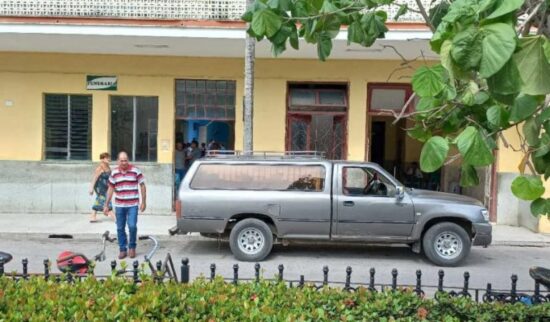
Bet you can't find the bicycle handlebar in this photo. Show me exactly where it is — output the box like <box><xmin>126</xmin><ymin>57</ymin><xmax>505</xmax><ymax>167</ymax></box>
<box><xmin>138</xmin><ymin>235</ymin><xmax>159</xmax><ymax>262</ymax></box>
<box><xmin>102</xmin><ymin>231</ymin><xmax>116</xmax><ymax>243</ymax></box>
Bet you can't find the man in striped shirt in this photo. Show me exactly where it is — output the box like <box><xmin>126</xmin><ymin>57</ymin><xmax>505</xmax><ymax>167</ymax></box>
<box><xmin>104</xmin><ymin>151</ymin><xmax>147</xmax><ymax>259</ymax></box>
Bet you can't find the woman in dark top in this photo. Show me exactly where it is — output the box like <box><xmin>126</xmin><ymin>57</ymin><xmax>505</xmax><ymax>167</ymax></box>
<box><xmin>88</xmin><ymin>152</ymin><xmax>115</xmax><ymax>222</ymax></box>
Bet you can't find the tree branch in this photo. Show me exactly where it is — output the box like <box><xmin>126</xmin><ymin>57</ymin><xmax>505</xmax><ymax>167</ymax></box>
<box><xmin>518</xmin><ymin>0</ymin><xmax>544</xmax><ymax>35</ymax></box>
<box><xmin>414</xmin><ymin>0</ymin><xmax>435</xmax><ymax>32</ymax></box>
<box><xmin>392</xmin><ymin>93</ymin><xmax>417</xmax><ymax>124</ymax></box>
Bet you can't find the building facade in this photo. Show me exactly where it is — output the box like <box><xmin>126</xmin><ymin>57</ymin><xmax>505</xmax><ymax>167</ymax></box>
<box><xmin>0</xmin><ymin>0</ymin><xmax>548</xmax><ymax>232</ymax></box>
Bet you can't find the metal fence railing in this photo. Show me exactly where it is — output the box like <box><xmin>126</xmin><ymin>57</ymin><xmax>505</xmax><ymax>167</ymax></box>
<box><xmin>1</xmin><ymin>256</ymin><xmax>549</xmax><ymax>305</ymax></box>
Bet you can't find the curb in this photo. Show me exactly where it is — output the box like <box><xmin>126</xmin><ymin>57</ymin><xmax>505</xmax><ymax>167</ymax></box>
<box><xmin>0</xmin><ymin>232</ymin><xmax>210</xmax><ymax>243</ymax></box>
<box><xmin>2</xmin><ymin>232</ymin><xmax>550</xmax><ymax>248</ymax></box>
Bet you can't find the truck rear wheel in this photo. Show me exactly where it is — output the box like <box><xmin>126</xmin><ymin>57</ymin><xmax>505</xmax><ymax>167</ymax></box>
<box><xmin>229</xmin><ymin>218</ymin><xmax>273</xmax><ymax>262</ymax></box>
<box><xmin>422</xmin><ymin>222</ymin><xmax>471</xmax><ymax>267</ymax></box>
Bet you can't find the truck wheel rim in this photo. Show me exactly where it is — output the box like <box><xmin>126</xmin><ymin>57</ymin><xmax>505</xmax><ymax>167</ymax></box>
<box><xmin>238</xmin><ymin>228</ymin><xmax>265</xmax><ymax>255</ymax></box>
<box><xmin>434</xmin><ymin>232</ymin><xmax>462</xmax><ymax>260</ymax></box>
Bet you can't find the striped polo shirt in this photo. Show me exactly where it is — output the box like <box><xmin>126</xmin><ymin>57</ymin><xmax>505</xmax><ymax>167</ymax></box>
<box><xmin>108</xmin><ymin>165</ymin><xmax>145</xmax><ymax>207</ymax></box>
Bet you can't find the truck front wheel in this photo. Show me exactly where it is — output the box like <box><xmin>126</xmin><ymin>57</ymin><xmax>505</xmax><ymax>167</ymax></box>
<box><xmin>229</xmin><ymin>218</ymin><xmax>273</xmax><ymax>262</ymax></box>
<box><xmin>422</xmin><ymin>222</ymin><xmax>471</xmax><ymax>267</ymax></box>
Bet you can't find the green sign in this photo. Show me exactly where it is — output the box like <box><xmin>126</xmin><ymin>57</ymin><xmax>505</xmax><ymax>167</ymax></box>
<box><xmin>86</xmin><ymin>75</ymin><xmax>117</xmax><ymax>91</ymax></box>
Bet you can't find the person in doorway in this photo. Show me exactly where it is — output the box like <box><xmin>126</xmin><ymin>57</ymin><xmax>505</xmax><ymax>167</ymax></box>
<box><xmin>200</xmin><ymin>143</ymin><xmax>207</xmax><ymax>157</ymax></box>
<box><xmin>88</xmin><ymin>152</ymin><xmax>115</xmax><ymax>223</ymax></box>
<box><xmin>174</xmin><ymin>142</ymin><xmax>186</xmax><ymax>197</ymax></box>
<box><xmin>104</xmin><ymin>151</ymin><xmax>147</xmax><ymax>259</ymax></box>
<box><xmin>186</xmin><ymin>141</ymin><xmax>202</xmax><ymax>166</ymax></box>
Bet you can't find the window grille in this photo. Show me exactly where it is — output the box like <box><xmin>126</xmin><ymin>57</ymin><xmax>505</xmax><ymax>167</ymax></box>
<box><xmin>44</xmin><ymin>94</ymin><xmax>92</xmax><ymax>161</ymax></box>
<box><xmin>176</xmin><ymin>79</ymin><xmax>236</xmax><ymax>120</ymax></box>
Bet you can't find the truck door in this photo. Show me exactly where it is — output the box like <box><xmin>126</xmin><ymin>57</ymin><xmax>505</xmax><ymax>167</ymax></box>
<box><xmin>333</xmin><ymin>164</ymin><xmax>415</xmax><ymax>240</ymax></box>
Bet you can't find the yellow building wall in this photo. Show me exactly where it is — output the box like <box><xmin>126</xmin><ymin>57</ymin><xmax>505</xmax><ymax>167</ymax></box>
<box><xmin>0</xmin><ymin>52</ymin><xmax>418</xmax><ymax>163</ymax></box>
<box><xmin>498</xmin><ymin>126</ymin><xmax>550</xmax><ymax>232</ymax></box>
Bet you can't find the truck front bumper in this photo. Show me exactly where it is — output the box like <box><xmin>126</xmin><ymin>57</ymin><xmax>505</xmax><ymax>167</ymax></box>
<box><xmin>472</xmin><ymin>222</ymin><xmax>492</xmax><ymax>246</ymax></box>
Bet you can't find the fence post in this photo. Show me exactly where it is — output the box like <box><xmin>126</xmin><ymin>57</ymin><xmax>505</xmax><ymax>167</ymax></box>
<box><xmin>22</xmin><ymin>258</ymin><xmax>28</xmax><ymax>279</ymax></box>
<box><xmin>391</xmin><ymin>269</ymin><xmax>398</xmax><ymax>291</ymax></box>
<box><xmin>415</xmin><ymin>270</ymin><xmax>422</xmax><ymax>296</ymax></box>
<box><xmin>67</xmin><ymin>259</ymin><xmax>73</xmax><ymax>283</ymax></box>
<box><xmin>210</xmin><ymin>263</ymin><xmax>216</xmax><ymax>282</ymax></box>
<box><xmin>44</xmin><ymin>259</ymin><xmax>50</xmax><ymax>281</ymax></box>
<box><xmin>369</xmin><ymin>268</ymin><xmax>376</xmax><ymax>291</ymax></box>
<box><xmin>278</xmin><ymin>264</ymin><xmax>284</xmax><ymax>282</ymax></box>
<box><xmin>111</xmin><ymin>260</ymin><xmax>117</xmax><ymax>273</ymax></box>
<box><xmin>299</xmin><ymin>275</ymin><xmax>305</xmax><ymax>288</ymax></box>
<box><xmin>322</xmin><ymin>266</ymin><xmax>329</xmax><ymax>286</ymax></box>
<box><xmin>463</xmin><ymin>272</ymin><xmax>470</xmax><ymax>296</ymax></box>
<box><xmin>438</xmin><ymin>270</ymin><xmax>445</xmax><ymax>292</ymax></box>
<box><xmin>180</xmin><ymin>258</ymin><xmax>189</xmax><ymax>284</ymax></box>
<box><xmin>343</xmin><ymin>266</ymin><xmax>351</xmax><ymax>290</ymax></box>
<box><xmin>510</xmin><ymin>274</ymin><xmax>518</xmax><ymax>302</ymax></box>
<box><xmin>233</xmin><ymin>264</ymin><xmax>239</xmax><ymax>285</ymax></box>
<box><xmin>255</xmin><ymin>263</ymin><xmax>260</xmax><ymax>283</ymax></box>
<box><xmin>133</xmin><ymin>260</ymin><xmax>139</xmax><ymax>284</ymax></box>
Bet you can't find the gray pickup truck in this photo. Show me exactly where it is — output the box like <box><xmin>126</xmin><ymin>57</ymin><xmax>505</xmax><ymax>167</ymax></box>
<box><xmin>176</xmin><ymin>158</ymin><xmax>492</xmax><ymax>266</ymax></box>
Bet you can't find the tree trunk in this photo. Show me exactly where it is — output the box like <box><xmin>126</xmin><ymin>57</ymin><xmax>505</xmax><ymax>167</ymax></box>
<box><xmin>243</xmin><ymin>0</ymin><xmax>255</xmax><ymax>154</ymax></box>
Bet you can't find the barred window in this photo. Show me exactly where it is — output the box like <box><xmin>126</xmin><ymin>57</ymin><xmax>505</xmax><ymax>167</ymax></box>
<box><xmin>176</xmin><ymin>80</ymin><xmax>236</xmax><ymax>120</ymax></box>
<box><xmin>44</xmin><ymin>94</ymin><xmax>92</xmax><ymax>160</ymax></box>
<box><xmin>190</xmin><ymin>163</ymin><xmax>326</xmax><ymax>191</ymax></box>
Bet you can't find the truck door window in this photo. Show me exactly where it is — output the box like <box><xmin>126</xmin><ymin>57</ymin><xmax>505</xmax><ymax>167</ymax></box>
<box><xmin>342</xmin><ymin>167</ymin><xmax>395</xmax><ymax>197</ymax></box>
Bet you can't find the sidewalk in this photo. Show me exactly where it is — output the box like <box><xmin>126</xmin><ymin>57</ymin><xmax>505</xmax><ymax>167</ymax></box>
<box><xmin>0</xmin><ymin>213</ymin><xmax>549</xmax><ymax>246</ymax></box>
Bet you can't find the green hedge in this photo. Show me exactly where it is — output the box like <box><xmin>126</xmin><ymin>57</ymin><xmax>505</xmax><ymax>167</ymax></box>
<box><xmin>1</xmin><ymin>276</ymin><xmax>549</xmax><ymax>321</ymax></box>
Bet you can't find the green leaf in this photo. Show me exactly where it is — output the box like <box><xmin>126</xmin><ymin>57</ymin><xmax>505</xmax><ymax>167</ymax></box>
<box><xmin>393</xmin><ymin>4</ymin><xmax>408</xmax><ymax>20</ymax></box>
<box><xmin>347</xmin><ymin>21</ymin><xmax>365</xmax><ymax>44</ymax></box>
<box><xmin>320</xmin><ymin>0</ymin><xmax>339</xmax><ymax>14</ymax></box>
<box><xmin>455</xmin><ymin>126</ymin><xmax>494</xmax><ymax>167</ymax></box>
<box><xmin>289</xmin><ymin>27</ymin><xmax>299</xmax><ymax>50</ymax></box>
<box><xmin>530</xmin><ymin>198</ymin><xmax>549</xmax><ymax>216</ymax></box>
<box><xmin>407</xmin><ymin>126</ymin><xmax>432</xmax><ymax>142</ymax></box>
<box><xmin>523</xmin><ymin>116</ymin><xmax>541</xmax><ymax>147</ymax></box>
<box><xmin>486</xmin><ymin>0</ymin><xmax>524</xmax><ymax>20</ymax></box>
<box><xmin>511</xmin><ymin>176</ymin><xmax>545</xmax><ymax>201</ymax></box>
<box><xmin>251</xmin><ymin>9</ymin><xmax>283</xmax><ymax>38</ymax></box>
<box><xmin>428</xmin><ymin>1</ymin><xmax>450</xmax><ymax>29</ymax></box>
<box><xmin>412</xmin><ymin>65</ymin><xmax>447</xmax><ymax>97</ymax></box>
<box><xmin>460</xmin><ymin>165</ymin><xmax>480</xmax><ymax>187</ymax></box>
<box><xmin>416</xmin><ymin>97</ymin><xmax>438</xmax><ymax>112</ymax></box>
<box><xmin>486</xmin><ymin>105</ymin><xmax>509</xmax><ymax>129</ymax></box>
<box><xmin>479</xmin><ymin>23</ymin><xmax>517</xmax><ymax>78</ymax></box>
<box><xmin>440</xmin><ymin>40</ymin><xmax>454</xmax><ymax>79</ymax></box>
<box><xmin>451</xmin><ymin>27</ymin><xmax>483</xmax><ymax>70</ymax></box>
<box><xmin>535</xmin><ymin>134</ymin><xmax>550</xmax><ymax>158</ymax></box>
<box><xmin>269</xmin><ymin>24</ymin><xmax>293</xmax><ymax>45</ymax></box>
<box><xmin>487</xmin><ymin>58</ymin><xmax>522</xmax><ymax>95</ymax></box>
<box><xmin>420</xmin><ymin>136</ymin><xmax>449</xmax><ymax>173</ymax></box>
<box><xmin>544</xmin><ymin>39</ymin><xmax>550</xmax><ymax>62</ymax></box>
<box><xmin>317</xmin><ymin>32</ymin><xmax>333</xmax><ymax>61</ymax></box>
<box><xmin>460</xmin><ymin>81</ymin><xmax>479</xmax><ymax>106</ymax></box>
<box><xmin>267</xmin><ymin>0</ymin><xmax>291</xmax><ymax>11</ymax></box>
<box><xmin>509</xmin><ymin>94</ymin><xmax>540</xmax><ymax>123</ymax></box>
<box><xmin>514</xmin><ymin>36</ymin><xmax>550</xmax><ymax>96</ymax></box>
<box><xmin>431</xmin><ymin>21</ymin><xmax>452</xmax><ymax>53</ymax></box>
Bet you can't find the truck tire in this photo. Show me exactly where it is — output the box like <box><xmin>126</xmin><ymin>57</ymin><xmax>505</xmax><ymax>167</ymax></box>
<box><xmin>229</xmin><ymin>218</ymin><xmax>273</xmax><ymax>262</ymax></box>
<box><xmin>422</xmin><ymin>222</ymin><xmax>471</xmax><ymax>267</ymax></box>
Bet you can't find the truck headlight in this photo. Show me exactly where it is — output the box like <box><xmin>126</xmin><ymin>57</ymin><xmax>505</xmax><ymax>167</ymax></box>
<box><xmin>481</xmin><ymin>209</ymin><xmax>489</xmax><ymax>222</ymax></box>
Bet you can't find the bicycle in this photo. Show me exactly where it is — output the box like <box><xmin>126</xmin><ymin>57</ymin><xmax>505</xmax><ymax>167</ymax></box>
<box><xmin>56</xmin><ymin>230</ymin><xmax>116</xmax><ymax>275</ymax></box>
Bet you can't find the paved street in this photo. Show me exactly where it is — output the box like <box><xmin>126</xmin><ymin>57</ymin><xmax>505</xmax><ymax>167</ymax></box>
<box><xmin>2</xmin><ymin>234</ymin><xmax>549</xmax><ymax>293</ymax></box>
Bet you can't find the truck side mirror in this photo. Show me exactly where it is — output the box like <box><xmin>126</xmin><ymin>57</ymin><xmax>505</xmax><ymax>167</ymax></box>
<box><xmin>396</xmin><ymin>186</ymin><xmax>405</xmax><ymax>199</ymax></box>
